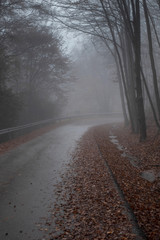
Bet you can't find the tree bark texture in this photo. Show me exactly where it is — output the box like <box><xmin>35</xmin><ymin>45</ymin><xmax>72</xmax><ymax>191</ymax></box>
<box><xmin>143</xmin><ymin>0</ymin><xmax>160</xmax><ymax>119</ymax></box>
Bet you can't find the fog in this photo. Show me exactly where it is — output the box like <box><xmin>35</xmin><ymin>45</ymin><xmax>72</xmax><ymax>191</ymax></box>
<box><xmin>0</xmin><ymin>1</ymin><xmax>125</xmax><ymax>130</ymax></box>
<box><xmin>63</xmin><ymin>40</ymin><xmax>122</xmax><ymax>117</ymax></box>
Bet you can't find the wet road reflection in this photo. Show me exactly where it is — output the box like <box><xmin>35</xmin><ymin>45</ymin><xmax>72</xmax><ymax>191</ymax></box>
<box><xmin>0</xmin><ymin>116</ymin><xmax>122</xmax><ymax>240</ymax></box>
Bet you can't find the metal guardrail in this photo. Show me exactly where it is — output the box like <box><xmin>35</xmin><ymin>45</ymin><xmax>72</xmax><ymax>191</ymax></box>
<box><xmin>0</xmin><ymin>118</ymin><xmax>57</xmax><ymax>136</ymax></box>
<box><xmin>0</xmin><ymin>112</ymin><xmax>123</xmax><ymax>136</ymax></box>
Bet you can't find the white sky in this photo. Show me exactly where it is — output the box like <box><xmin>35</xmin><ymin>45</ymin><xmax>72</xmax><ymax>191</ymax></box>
<box><xmin>62</xmin><ymin>30</ymin><xmax>86</xmax><ymax>56</ymax></box>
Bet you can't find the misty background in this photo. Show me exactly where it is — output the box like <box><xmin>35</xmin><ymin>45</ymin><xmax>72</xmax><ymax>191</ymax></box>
<box><xmin>64</xmin><ymin>40</ymin><xmax>121</xmax><ymax>116</ymax></box>
<box><xmin>1</xmin><ymin>0</ymin><xmax>160</xmax><ymax>141</ymax></box>
<box><xmin>0</xmin><ymin>1</ymin><xmax>121</xmax><ymax>130</ymax></box>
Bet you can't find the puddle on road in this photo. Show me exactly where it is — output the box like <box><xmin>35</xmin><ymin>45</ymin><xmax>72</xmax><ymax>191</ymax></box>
<box><xmin>108</xmin><ymin>131</ymin><xmax>159</xmax><ymax>182</ymax></box>
<box><xmin>109</xmin><ymin>131</ymin><xmax>141</xmax><ymax>168</ymax></box>
<box><xmin>140</xmin><ymin>170</ymin><xmax>156</xmax><ymax>183</ymax></box>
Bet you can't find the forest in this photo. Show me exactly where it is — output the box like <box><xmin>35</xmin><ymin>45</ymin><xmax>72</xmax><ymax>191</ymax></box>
<box><xmin>1</xmin><ymin>0</ymin><xmax>160</xmax><ymax>141</ymax></box>
<box><xmin>1</xmin><ymin>1</ymin><xmax>160</xmax><ymax>239</ymax></box>
<box><xmin>52</xmin><ymin>0</ymin><xmax>160</xmax><ymax>141</ymax></box>
<box><xmin>0</xmin><ymin>1</ymin><xmax>70</xmax><ymax>129</ymax></box>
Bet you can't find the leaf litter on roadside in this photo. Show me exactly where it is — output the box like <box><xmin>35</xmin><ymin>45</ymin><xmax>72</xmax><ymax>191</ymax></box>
<box><xmin>44</xmin><ymin>126</ymin><xmax>138</xmax><ymax>240</ymax></box>
<box><xmin>93</xmin><ymin>124</ymin><xmax>160</xmax><ymax>239</ymax></box>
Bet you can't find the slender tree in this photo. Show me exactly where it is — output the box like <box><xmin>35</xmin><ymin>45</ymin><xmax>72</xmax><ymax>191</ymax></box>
<box><xmin>143</xmin><ymin>0</ymin><xmax>160</xmax><ymax>118</ymax></box>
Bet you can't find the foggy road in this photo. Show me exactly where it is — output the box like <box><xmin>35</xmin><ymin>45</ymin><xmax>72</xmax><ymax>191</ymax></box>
<box><xmin>0</xmin><ymin>116</ymin><xmax>122</xmax><ymax>240</ymax></box>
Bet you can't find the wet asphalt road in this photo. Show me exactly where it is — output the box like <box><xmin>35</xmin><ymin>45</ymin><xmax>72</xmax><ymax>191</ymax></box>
<box><xmin>0</xmin><ymin>116</ymin><xmax>122</xmax><ymax>240</ymax></box>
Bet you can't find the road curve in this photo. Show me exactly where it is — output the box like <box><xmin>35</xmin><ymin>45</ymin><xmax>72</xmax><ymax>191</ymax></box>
<box><xmin>0</xmin><ymin>116</ymin><xmax>122</xmax><ymax>240</ymax></box>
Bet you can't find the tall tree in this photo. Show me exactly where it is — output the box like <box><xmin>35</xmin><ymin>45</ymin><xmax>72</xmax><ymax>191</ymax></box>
<box><xmin>0</xmin><ymin>0</ymin><xmax>71</xmax><ymax>126</ymax></box>
<box><xmin>53</xmin><ymin>0</ymin><xmax>147</xmax><ymax>140</ymax></box>
<box><xmin>143</xmin><ymin>0</ymin><xmax>160</xmax><ymax>118</ymax></box>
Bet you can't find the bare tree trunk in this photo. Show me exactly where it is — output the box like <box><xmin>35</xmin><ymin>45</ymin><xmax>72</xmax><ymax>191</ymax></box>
<box><xmin>143</xmin><ymin>0</ymin><xmax>160</xmax><ymax>119</ymax></box>
<box><xmin>126</xmin><ymin>32</ymin><xmax>139</xmax><ymax>132</ymax></box>
<box><xmin>115</xmin><ymin>52</ymin><xmax>129</xmax><ymax>126</ymax></box>
<box><xmin>134</xmin><ymin>0</ymin><xmax>147</xmax><ymax>141</ymax></box>
<box><xmin>120</xmin><ymin>29</ymin><xmax>138</xmax><ymax>132</ymax></box>
<box><xmin>148</xmin><ymin>10</ymin><xmax>160</xmax><ymax>49</ymax></box>
<box><xmin>101</xmin><ymin>36</ymin><xmax>129</xmax><ymax>126</ymax></box>
<box><xmin>141</xmin><ymin>67</ymin><xmax>160</xmax><ymax>129</ymax></box>
<box><xmin>116</xmin><ymin>0</ymin><xmax>147</xmax><ymax>140</ymax></box>
<box><xmin>100</xmin><ymin>0</ymin><xmax>135</xmax><ymax>131</ymax></box>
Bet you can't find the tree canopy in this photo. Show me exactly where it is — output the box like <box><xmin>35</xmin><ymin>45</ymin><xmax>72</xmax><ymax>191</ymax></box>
<box><xmin>0</xmin><ymin>0</ymin><xmax>71</xmax><ymax>127</ymax></box>
<box><xmin>52</xmin><ymin>0</ymin><xmax>160</xmax><ymax>141</ymax></box>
